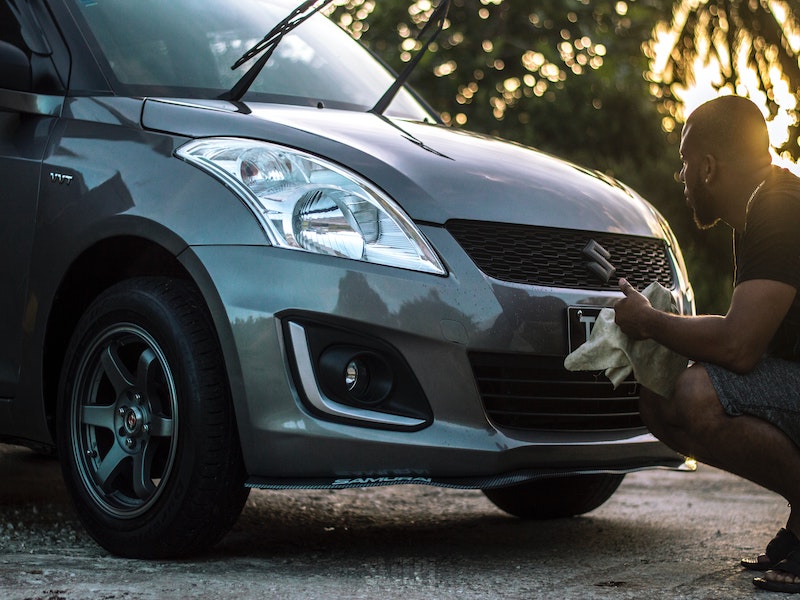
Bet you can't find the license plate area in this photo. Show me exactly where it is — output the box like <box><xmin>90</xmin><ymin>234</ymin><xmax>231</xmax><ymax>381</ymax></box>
<box><xmin>567</xmin><ymin>306</ymin><xmax>602</xmax><ymax>353</ymax></box>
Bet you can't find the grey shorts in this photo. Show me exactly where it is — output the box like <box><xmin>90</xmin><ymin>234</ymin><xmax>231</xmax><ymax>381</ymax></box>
<box><xmin>704</xmin><ymin>356</ymin><xmax>800</xmax><ymax>447</ymax></box>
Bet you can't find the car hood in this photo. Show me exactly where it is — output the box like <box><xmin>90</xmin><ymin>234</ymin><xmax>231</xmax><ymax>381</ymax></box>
<box><xmin>142</xmin><ymin>99</ymin><xmax>666</xmax><ymax>237</ymax></box>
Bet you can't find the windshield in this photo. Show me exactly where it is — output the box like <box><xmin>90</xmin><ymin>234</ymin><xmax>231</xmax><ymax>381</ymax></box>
<box><xmin>66</xmin><ymin>0</ymin><xmax>433</xmax><ymax>119</ymax></box>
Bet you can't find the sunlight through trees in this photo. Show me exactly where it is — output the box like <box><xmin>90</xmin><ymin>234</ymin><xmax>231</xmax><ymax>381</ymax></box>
<box><xmin>648</xmin><ymin>0</ymin><xmax>800</xmax><ymax>163</ymax></box>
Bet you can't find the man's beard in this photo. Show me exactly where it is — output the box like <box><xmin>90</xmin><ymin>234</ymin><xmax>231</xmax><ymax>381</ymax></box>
<box><xmin>691</xmin><ymin>180</ymin><xmax>720</xmax><ymax>230</ymax></box>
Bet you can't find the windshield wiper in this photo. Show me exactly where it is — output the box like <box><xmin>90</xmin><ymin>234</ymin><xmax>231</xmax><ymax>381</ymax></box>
<box><xmin>371</xmin><ymin>0</ymin><xmax>450</xmax><ymax>115</ymax></box>
<box><xmin>220</xmin><ymin>0</ymin><xmax>333</xmax><ymax>102</ymax></box>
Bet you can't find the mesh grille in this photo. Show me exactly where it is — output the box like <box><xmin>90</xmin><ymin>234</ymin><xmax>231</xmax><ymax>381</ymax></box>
<box><xmin>446</xmin><ymin>220</ymin><xmax>675</xmax><ymax>290</ymax></box>
<box><xmin>470</xmin><ymin>353</ymin><xmax>643</xmax><ymax>432</ymax></box>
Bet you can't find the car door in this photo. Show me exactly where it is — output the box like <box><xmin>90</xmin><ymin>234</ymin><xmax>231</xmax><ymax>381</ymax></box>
<box><xmin>0</xmin><ymin>0</ymin><xmax>65</xmax><ymax>401</ymax></box>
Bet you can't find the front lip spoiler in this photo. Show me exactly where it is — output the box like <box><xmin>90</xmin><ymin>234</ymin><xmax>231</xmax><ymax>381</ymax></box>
<box><xmin>245</xmin><ymin>459</ymin><xmax>695</xmax><ymax>490</ymax></box>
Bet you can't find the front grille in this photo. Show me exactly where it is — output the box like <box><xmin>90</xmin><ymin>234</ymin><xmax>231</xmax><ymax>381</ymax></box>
<box><xmin>470</xmin><ymin>353</ymin><xmax>643</xmax><ymax>432</ymax></box>
<box><xmin>446</xmin><ymin>220</ymin><xmax>675</xmax><ymax>290</ymax></box>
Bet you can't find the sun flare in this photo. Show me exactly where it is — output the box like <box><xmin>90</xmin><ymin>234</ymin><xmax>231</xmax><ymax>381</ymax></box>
<box><xmin>650</xmin><ymin>0</ymin><xmax>800</xmax><ymax>172</ymax></box>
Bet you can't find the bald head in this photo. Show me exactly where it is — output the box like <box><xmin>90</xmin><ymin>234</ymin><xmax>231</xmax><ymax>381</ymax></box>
<box><xmin>684</xmin><ymin>96</ymin><xmax>771</xmax><ymax>166</ymax></box>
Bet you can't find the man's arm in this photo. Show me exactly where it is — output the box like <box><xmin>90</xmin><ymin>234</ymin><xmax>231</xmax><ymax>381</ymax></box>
<box><xmin>613</xmin><ymin>278</ymin><xmax>796</xmax><ymax>373</ymax></box>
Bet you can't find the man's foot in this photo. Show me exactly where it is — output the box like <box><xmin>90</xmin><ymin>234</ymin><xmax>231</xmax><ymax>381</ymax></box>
<box><xmin>754</xmin><ymin>549</ymin><xmax>800</xmax><ymax>593</ymax></box>
<box><xmin>742</xmin><ymin>528</ymin><xmax>800</xmax><ymax>571</ymax></box>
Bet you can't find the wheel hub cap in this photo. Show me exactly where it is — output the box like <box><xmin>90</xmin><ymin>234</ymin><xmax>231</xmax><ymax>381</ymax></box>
<box><xmin>123</xmin><ymin>405</ymin><xmax>146</xmax><ymax>435</ymax></box>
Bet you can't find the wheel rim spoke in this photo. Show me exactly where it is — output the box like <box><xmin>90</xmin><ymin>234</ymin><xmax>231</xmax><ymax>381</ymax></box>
<box><xmin>80</xmin><ymin>404</ymin><xmax>117</xmax><ymax>430</ymax></box>
<box><xmin>148</xmin><ymin>415</ymin><xmax>174</xmax><ymax>437</ymax></box>
<box><xmin>94</xmin><ymin>444</ymin><xmax>128</xmax><ymax>491</ymax></box>
<box><xmin>134</xmin><ymin>345</ymin><xmax>174</xmax><ymax>436</ymax></box>
<box><xmin>131</xmin><ymin>446</ymin><xmax>157</xmax><ymax>499</ymax></box>
<box><xmin>101</xmin><ymin>342</ymin><xmax>135</xmax><ymax>396</ymax></box>
<box><xmin>135</xmin><ymin>348</ymin><xmax>157</xmax><ymax>395</ymax></box>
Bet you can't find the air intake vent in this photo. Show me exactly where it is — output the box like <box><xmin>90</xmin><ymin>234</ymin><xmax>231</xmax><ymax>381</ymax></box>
<box><xmin>446</xmin><ymin>220</ymin><xmax>675</xmax><ymax>290</ymax></box>
<box><xmin>470</xmin><ymin>353</ymin><xmax>643</xmax><ymax>432</ymax></box>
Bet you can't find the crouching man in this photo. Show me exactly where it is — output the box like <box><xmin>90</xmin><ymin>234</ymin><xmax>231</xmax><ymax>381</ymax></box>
<box><xmin>614</xmin><ymin>95</ymin><xmax>800</xmax><ymax>593</ymax></box>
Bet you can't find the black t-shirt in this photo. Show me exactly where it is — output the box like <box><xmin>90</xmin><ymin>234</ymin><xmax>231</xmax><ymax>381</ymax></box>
<box><xmin>735</xmin><ymin>166</ymin><xmax>800</xmax><ymax>359</ymax></box>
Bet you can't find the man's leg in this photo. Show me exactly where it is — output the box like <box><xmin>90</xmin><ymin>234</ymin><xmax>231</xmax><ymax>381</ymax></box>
<box><xmin>639</xmin><ymin>363</ymin><xmax>800</xmax><ymax>583</ymax></box>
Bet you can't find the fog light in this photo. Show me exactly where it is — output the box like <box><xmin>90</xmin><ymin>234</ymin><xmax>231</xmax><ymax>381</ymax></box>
<box><xmin>345</xmin><ymin>361</ymin><xmax>359</xmax><ymax>389</ymax></box>
<box><xmin>318</xmin><ymin>346</ymin><xmax>392</xmax><ymax>406</ymax></box>
<box><xmin>345</xmin><ymin>358</ymin><xmax>370</xmax><ymax>397</ymax></box>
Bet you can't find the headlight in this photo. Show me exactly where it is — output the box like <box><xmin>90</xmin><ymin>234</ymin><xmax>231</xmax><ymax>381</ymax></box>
<box><xmin>176</xmin><ymin>138</ymin><xmax>446</xmax><ymax>275</ymax></box>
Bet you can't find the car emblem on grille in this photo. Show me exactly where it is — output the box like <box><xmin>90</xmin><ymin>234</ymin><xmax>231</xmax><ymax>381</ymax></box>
<box><xmin>582</xmin><ymin>239</ymin><xmax>616</xmax><ymax>284</ymax></box>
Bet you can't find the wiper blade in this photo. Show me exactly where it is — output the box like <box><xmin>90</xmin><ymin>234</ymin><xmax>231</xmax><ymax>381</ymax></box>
<box><xmin>220</xmin><ymin>0</ymin><xmax>333</xmax><ymax>102</ymax></box>
<box><xmin>371</xmin><ymin>0</ymin><xmax>450</xmax><ymax>116</ymax></box>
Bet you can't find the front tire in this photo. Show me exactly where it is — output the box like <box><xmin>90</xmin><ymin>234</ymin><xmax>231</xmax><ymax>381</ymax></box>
<box><xmin>482</xmin><ymin>473</ymin><xmax>624</xmax><ymax>519</ymax></box>
<box><xmin>57</xmin><ymin>277</ymin><xmax>249</xmax><ymax>558</ymax></box>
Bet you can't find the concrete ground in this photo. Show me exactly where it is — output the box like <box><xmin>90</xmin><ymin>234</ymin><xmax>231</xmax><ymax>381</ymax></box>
<box><xmin>0</xmin><ymin>443</ymin><xmax>787</xmax><ymax>599</ymax></box>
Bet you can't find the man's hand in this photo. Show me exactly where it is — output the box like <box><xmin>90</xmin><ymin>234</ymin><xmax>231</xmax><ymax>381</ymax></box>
<box><xmin>614</xmin><ymin>278</ymin><xmax>653</xmax><ymax>340</ymax></box>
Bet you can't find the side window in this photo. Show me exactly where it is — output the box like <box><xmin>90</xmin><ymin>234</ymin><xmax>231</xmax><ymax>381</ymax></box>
<box><xmin>0</xmin><ymin>2</ymin><xmax>32</xmax><ymax>92</ymax></box>
<box><xmin>0</xmin><ymin>2</ymin><xmax>26</xmax><ymax>49</ymax></box>
<box><xmin>0</xmin><ymin>0</ymin><xmax>66</xmax><ymax>94</ymax></box>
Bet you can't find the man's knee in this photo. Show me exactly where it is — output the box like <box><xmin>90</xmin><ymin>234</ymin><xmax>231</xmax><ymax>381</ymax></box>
<box><xmin>672</xmin><ymin>365</ymin><xmax>725</xmax><ymax>422</ymax></box>
<box><xmin>639</xmin><ymin>365</ymin><xmax>723</xmax><ymax>444</ymax></box>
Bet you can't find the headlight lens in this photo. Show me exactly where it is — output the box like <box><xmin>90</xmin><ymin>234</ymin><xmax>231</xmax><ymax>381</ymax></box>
<box><xmin>176</xmin><ymin>138</ymin><xmax>446</xmax><ymax>275</ymax></box>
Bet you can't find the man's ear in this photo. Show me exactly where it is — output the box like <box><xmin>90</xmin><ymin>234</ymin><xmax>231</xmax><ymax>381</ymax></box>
<box><xmin>702</xmin><ymin>154</ymin><xmax>717</xmax><ymax>184</ymax></box>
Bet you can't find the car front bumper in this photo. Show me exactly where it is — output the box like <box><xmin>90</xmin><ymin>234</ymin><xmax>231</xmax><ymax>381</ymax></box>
<box><xmin>181</xmin><ymin>226</ymin><xmax>688</xmax><ymax>487</ymax></box>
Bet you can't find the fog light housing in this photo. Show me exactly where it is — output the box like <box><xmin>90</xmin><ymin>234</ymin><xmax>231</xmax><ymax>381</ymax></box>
<box><xmin>320</xmin><ymin>347</ymin><xmax>392</xmax><ymax>406</ymax></box>
<box><xmin>282</xmin><ymin>316</ymin><xmax>433</xmax><ymax>430</ymax></box>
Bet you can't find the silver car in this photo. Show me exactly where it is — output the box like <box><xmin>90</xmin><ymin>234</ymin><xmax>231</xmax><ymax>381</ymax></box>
<box><xmin>0</xmin><ymin>0</ymin><xmax>695</xmax><ymax>558</ymax></box>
